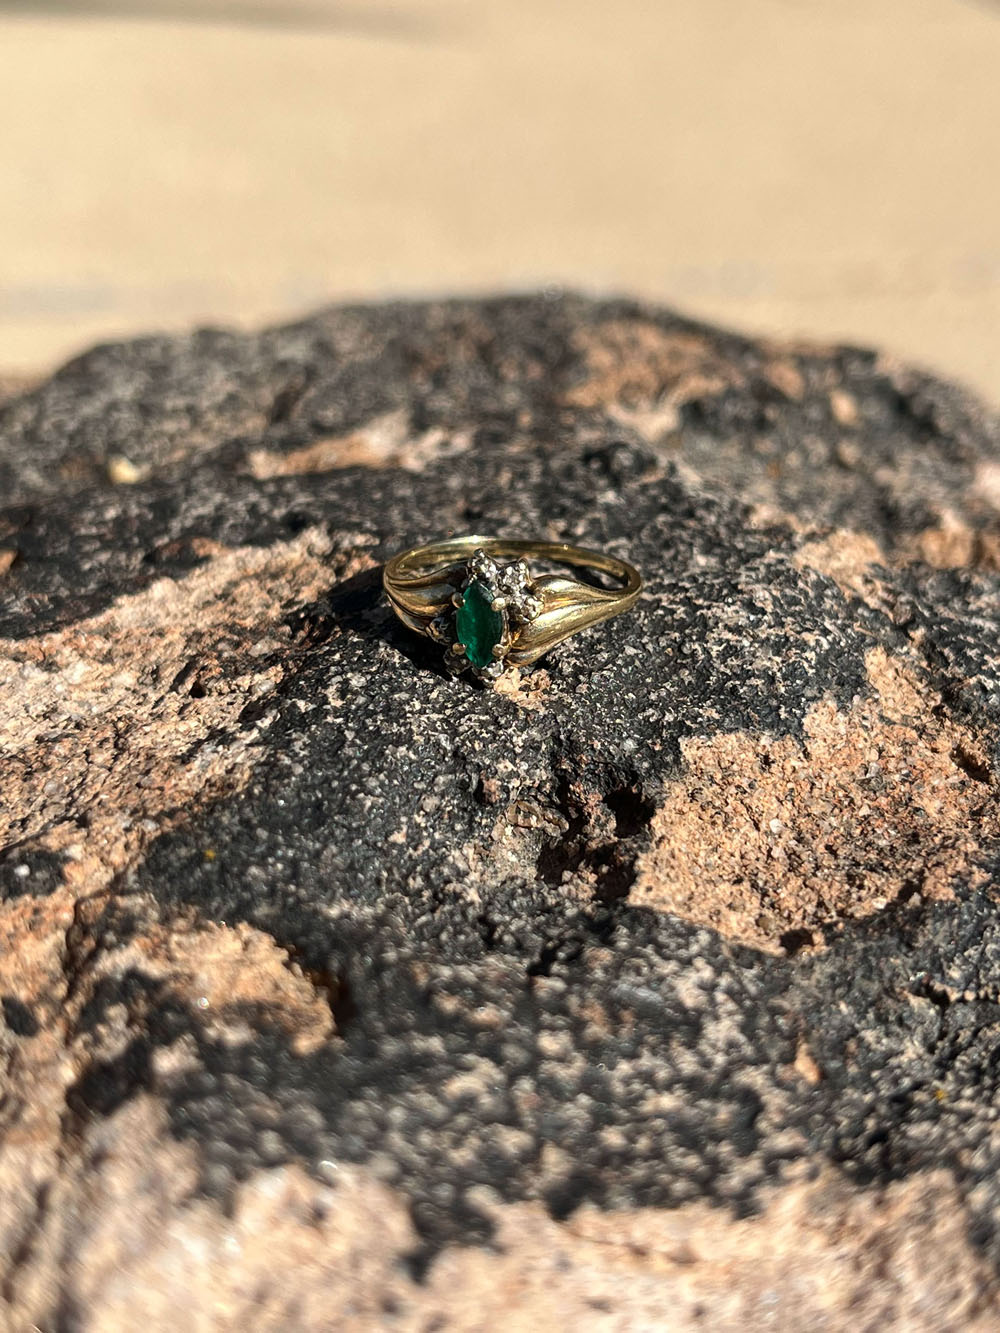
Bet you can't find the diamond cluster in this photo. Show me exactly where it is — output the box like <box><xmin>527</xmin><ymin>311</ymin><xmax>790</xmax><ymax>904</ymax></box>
<box><xmin>469</xmin><ymin>550</ymin><xmax>543</xmax><ymax>625</ymax></box>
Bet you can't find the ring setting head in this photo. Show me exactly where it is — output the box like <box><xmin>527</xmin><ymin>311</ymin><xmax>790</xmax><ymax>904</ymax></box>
<box><xmin>443</xmin><ymin>549</ymin><xmax>541</xmax><ymax>681</ymax></box>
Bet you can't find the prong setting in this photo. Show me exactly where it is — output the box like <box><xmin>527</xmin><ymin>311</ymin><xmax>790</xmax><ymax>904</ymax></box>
<box><xmin>438</xmin><ymin>549</ymin><xmax>544</xmax><ymax>683</ymax></box>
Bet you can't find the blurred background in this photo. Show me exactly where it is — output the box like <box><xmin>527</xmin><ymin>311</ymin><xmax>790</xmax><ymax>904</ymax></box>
<box><xmin>3</xmin><ymin>0</ymin><xmax>1000</xmax><ymax>401</ymax></box>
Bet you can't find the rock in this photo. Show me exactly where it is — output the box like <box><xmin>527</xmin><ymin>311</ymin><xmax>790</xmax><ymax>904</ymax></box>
<box><xmin>2</xmin><ymin>294</ymin><xmax>1000</xmax><ymax>1328</ymax></box>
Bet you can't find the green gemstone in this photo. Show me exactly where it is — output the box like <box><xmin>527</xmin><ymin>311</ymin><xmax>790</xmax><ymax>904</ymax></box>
<box><xmin>456</xmin><ymin>580</ymin><xmax>504</xmax><ymax>669</ymax></box>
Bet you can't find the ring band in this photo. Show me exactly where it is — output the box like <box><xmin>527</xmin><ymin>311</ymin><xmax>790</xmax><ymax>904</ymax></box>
<box><xmin>383</xmin><ymin>536</ymin><xmax>642</xmax><ymax>680</ymax></box>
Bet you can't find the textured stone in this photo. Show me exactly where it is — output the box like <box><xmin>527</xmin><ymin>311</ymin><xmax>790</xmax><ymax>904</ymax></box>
<box><xmin>2</xmin><ymin>294</ymin><xmax>1000</xmax><ymax>1328</ymax></box>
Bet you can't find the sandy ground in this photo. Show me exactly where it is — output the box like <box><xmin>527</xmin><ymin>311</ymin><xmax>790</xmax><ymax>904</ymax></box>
<box><xmin>2</xmin><ymin>0</ymin><xmax>1000</xmax><ymax>402</ymax></box>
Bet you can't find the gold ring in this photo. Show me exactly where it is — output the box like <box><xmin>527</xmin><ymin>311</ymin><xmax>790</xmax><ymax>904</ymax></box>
<box><xmin>383</xmin><ymin>536</ymin><xmax>642</xmax><ymax>681</ymax></box>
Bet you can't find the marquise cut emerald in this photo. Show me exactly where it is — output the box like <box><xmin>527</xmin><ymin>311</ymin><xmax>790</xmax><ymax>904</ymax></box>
<box><xmin>456</xmin><ymin>580</ymin><xmax>504</xmax><ymax>669</ymax></box>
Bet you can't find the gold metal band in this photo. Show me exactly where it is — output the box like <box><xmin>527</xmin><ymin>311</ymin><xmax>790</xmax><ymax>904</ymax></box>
<box><xmin>383</xmin><ymin>535</ymin><xmax>642</xmax><ymax>669</ymax></box>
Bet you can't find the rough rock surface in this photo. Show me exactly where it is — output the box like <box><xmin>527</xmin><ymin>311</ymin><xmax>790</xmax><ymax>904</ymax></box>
<box><xmin>3</xmin><ymin>294</ymin><xmax>1000</xmax><ymax>1329</ymax></box>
